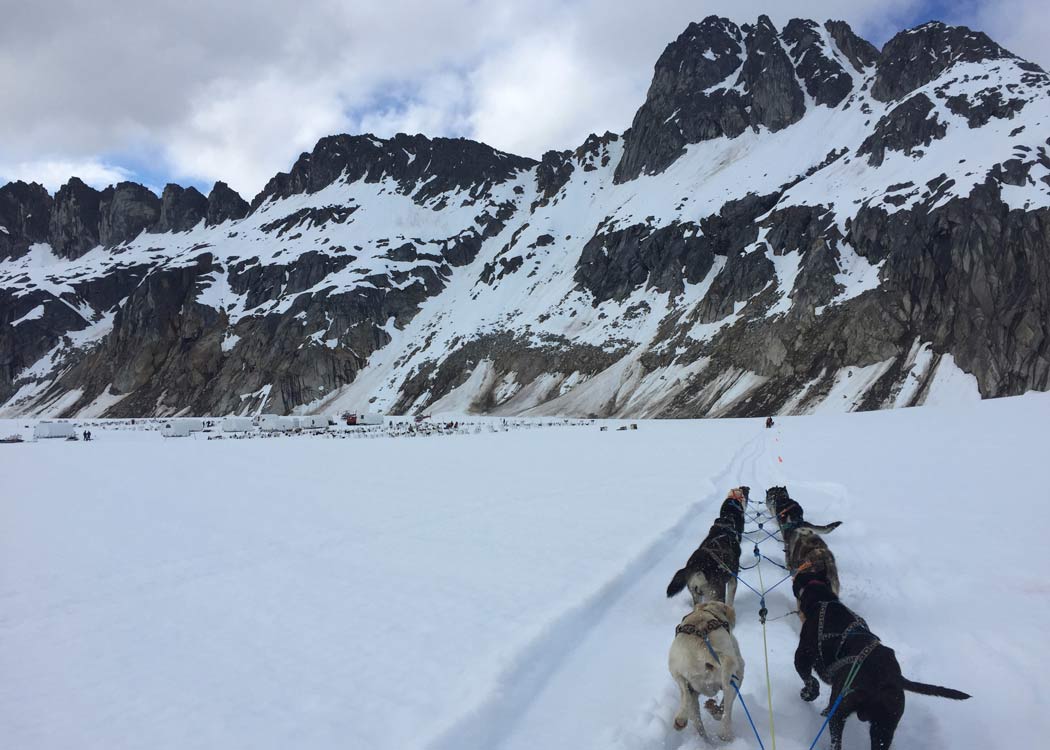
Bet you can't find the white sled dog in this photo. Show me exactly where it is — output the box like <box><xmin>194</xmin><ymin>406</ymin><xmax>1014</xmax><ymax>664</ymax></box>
<box><xmin>668</xmin><ymin>601</ymin><xmax>745</xmax><ymax>742</ymax></box>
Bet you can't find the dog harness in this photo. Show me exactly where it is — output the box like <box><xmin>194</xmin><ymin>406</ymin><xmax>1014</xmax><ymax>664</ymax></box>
<box><xmin>816</xmin><ymin>601</ymin><xmax>881</xmax><ymax>677</ymax></box>
<box><xmin>676</xmin><ymin>617</ymin><xmax>731</xmax><ymax>639</ymax></box>
<box><xmin>777</xmin><ymin>499</ymin><xmax>802</xmax><ymax>520</ymax></box>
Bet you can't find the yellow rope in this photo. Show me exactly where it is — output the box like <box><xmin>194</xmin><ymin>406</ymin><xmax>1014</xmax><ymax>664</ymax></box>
<box><xmin>755</xmin><ymin>547</ymin><xmax>778</xmax><ymax>750</ymax></box>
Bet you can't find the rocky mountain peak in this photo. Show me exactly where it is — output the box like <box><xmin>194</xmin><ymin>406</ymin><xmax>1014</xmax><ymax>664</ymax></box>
<box><xmin>824</xmin><ymin>20</ymin><xmax>879</xmax><ymax>73</ymax></box>
<box><xmin>206</xmin><ymin>181</ymin><xmax>249</xmax><ymax>226</ymax></box>
<box><xmin>737</xmin><ymin>15</ymin><xmax>806</xmax><ymax>129</ymax></box>
<box><xmin>613</xmin><ymin>16</ymin><xmax>747</xmax><ymax>183</ymax></box>
<box><xmin>251</xmin><ymin>133</ymin><xmax>537</xmax><ymax>210</ymax></box>
<box><xmin>872</xmin><ymin>21</ymin><xmax>1019</xmax><ymax>102</ymax></box>
<box><xmin>614</xmin><ymin>15</ymin><xmax>870</xmax><ymax>184</ymax></box>
<box><xmin>782</xmin><ymin>19</ymin><xmax>855</xmax><ymax>107</ymax></box>
<box><xmin>0</xmin><ymin>181</ymin><xmax>52</xmax><ymax>261</ymax></box>
<box><xmin>48</xmin><ymin>177</ymin><xmax>103</xmax><ymax>259</ymax></box>
<box><xmin>98</xmin><ymin>181</ymin><xmax>160</xmax><ymax>247</ymax></box>
<box><xmin>154</xmin><ymin>184</ymin><xmax>208</xmax><ymax>233</ymax></box>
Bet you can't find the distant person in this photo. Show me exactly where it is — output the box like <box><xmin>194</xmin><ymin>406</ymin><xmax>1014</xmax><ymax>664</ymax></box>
<box><xmin>765</xmin><ymin>416</ymin><xmax>774</xmax><ymax>429</ymax></box>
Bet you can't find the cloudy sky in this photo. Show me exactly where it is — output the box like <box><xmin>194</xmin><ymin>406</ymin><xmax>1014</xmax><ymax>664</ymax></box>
<box><xmin>1</xmin><ymin>0</ymin><xmax>1045</xmax><ymax>200</ymax></box>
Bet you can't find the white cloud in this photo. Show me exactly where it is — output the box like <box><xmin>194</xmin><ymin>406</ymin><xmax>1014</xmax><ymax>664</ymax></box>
<box><xmin>0</xmin><ymin>159</ymin><xmax>133</xmax><ymax>192</ymax></box>
<box><xmin>164</xmin><ymin>73</ymin><xmax>352</xmax><ymax>198</ymax></box>
<box><xmin>965</xmin><ymin>0</ymin><xmax>1050</xmax><ymax>69</ymax></box>
<box><xmin>0</xmin><ymin>0</ymin><xmax>1043</xmax><ymax>198</ymax></box>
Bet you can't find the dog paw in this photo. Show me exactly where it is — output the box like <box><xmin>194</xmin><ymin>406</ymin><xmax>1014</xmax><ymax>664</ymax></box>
<box><xmin>718</xmin><ymin>730</ymin><xmax>734</xmax><ymax>742</ymax></box>
<box><xmin>704</xmin><ymin>698</ymin><xmax>724</xmax><ymax>719</ymax></box>
<box><xmin>673</xmin><ymin>716</ymin><xmax>688</xmax><ymax>731</ymax></box>
<box><xmin>800</xmin><ymin>676</ymin><xmax>820</xmax><ymax>702</ymax></box>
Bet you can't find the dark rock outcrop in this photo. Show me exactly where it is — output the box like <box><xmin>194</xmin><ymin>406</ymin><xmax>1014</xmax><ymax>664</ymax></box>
<box><xmin>534</xmin><ymin>150</ymin><xmax>574</xmax><ymax>206</ymax></box>
<box><xmin>206</xmin><ymin>181</ymin><xmax>250</xmax><ymax>226</ymax></box>
<box><xmin>0</xmin><ymin>181</ymin><xmax>52</xmax><ymax>260</ymax></box>
<box><xmin>943</xmin><ymin>88</ymin><xmax>1027</xmax><ymax>128</ymax></box>
<box><xmin>48</xmin><ymin>177</ymin><xmax>103</xmax><ymax>259</ymax></box>
<box><xmin>858</xmin><ymin>94</ymin><xmax>947</xmax><ymax>166</ymax></box>
<box><xmin>615</xmin><ymin>15</ymin><xmax>811</xmax><ymax>183</ymax></box>
<box><xmin>575</xmin><ymin>222</ymin><xmax>713</xmax><ymax>303</ymax></box>
<box><xmin>154</xmin><ymin>184</ymin><xmax>208</xmax><ymax>233</ymax></box>
<box><xmin>825</xmin><ymin>20</ymin><xmax>879</xmax><ymax>73</ymax></box>
<box><xmin>98</xmin><ymin>182</ymin><xmax>160</xmax><ymax>247</ymax></box>
<box><xmin>614</xmin><ymin>16</ymin><xmax>747</xmax><ymax>182</ymax></box>
<box><xmin>782</xmin><ymin>19</ymin><xmax>852</xmax><ymax>107</ymax></box>
<box><xmin>739</xmin><ymin>16</ymin><xmax>807</xmax><ymax>130</ymax></box>
<box><xmin>849</xmin><ymin>181</ymin><xmax>1050</xmax><ymax>396</ymax></box>
<box><xmin>872</xmin><ymin>22</ymin><xmax>1016</xmax><ymax>102</ymax></box>
<box><xmin>252</xmin><ymin>133</ymin><xmax>537</xmax><ymax>209</ymax></box>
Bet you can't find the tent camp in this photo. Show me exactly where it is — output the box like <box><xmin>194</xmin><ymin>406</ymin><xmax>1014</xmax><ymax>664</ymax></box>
<box><xmin>34</xmin><ymin>421</ymin><xmax>76</xmax><ymax>439</ymax></box>
<box><xmin>221</xmin><ymin>417</ymin><xmax>254</xmax><ymax>433</ymax></box>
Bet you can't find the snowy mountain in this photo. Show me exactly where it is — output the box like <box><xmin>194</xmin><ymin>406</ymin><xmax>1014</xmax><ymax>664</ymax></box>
<box><xmin>2</xmin><ymin>16</ymin><xmax>1049</xmax><ymax>418</ymax></box>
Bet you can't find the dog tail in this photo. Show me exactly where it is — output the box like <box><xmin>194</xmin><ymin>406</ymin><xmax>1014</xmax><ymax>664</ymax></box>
<box><xmin>899</xmin><ymin>678</ymin><xmax>971</xmax><ymax>700</ymax></box>
<box><xmin>801</xmin><ymin>520</ymin><xmax>842</xmax><ymax>534</ymax></box>
<box><xmin>667</xmin><ymin>567</ymin><xmax>691</xmax><ymax>597</ymax></box>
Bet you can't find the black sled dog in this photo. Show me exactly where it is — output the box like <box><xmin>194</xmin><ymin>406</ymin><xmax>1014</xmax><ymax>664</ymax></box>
<box><xmin>765</xmin><ymin>485</ymin><xmax>842</xmax><ymax>553</ymax></box>
<box><xmin>792</xmin><ymin>572</ymin><xmax>970</xmax><ymax>750</ymax></box>
<box><xmin>667</xmin><ymin>488</ymin><xmax>749</xmax><ymax>607</ymax></box>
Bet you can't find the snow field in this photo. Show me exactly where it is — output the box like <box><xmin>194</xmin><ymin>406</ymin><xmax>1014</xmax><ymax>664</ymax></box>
<box><xmin>2</xmin><ymin>393</ymin><xmax>1048</xmax><ymax>749</ymax></box>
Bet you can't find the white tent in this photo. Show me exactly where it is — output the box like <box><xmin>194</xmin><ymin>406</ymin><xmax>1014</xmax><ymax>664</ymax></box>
<box><xmin>175</xmin><ymin>418</ymin><xmax>206</xmax><ymax>432</ymax></box>
<box><xmin>221</xmin><ymin>417</ymin><xmax>254</xmax><ymax>433</ymax></box>
<box><xmin>358</xmin><ymin>412</ymin><xmax>384</xmax><ymax>425</ymax></box>
<box><xmin>299</xmin><ymin>415</ymin><xmax>328</xmax><ymax>430</ymax></box>
<box><xmin>162</xmin><ymin>421</ymin><xmax>191</xmax><ymax>438</ymax></box>
<box><xmin>258</xmin><ymin>415</ymin><xmax>297</xmax><ymax>432</ymax></box>
<box><xmin>35</xmin><ymin>421</ymin><xmax>76</xmax><ymax>439</ymax></box>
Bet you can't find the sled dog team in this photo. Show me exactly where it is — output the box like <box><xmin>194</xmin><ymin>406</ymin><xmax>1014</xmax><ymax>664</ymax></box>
<box><xmin>665</xmin><ymin>486</ymin><xmax>970</xmax><ymax>750</ymax></box>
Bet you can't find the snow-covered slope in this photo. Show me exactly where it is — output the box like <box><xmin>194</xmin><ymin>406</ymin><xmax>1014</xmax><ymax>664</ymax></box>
<box><xmin>2</xmin><ymin>18</ymin><xmax>1049</xmax><ymax>418</ymax></box>
<box><xmin>2</xmin><ymin>393</ymin><xmax>1046</xmax><ymax>748</ymax></box>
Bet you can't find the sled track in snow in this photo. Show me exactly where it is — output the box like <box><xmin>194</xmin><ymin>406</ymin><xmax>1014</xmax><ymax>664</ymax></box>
<box><xmin>423</xmin><ymin>432</ymin><xmax>769</xmax><ymax>750</ymax></box>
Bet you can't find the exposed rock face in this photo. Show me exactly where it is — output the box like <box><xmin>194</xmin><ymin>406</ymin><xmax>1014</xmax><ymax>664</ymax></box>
<box><xmin>614</xmin><ymin>16</ymin><xmax>747</xmax><ymax>183</ymax></box>
<box><xmin>825</xmin><ymin>20</ymin><xmax>879</xmax><ymax>73</ymax></box>
<box><xmin>98</xmin><ymin>182</ymin><xmax>160</xmax><ymax>247</ymax></box>
<box><xmin>849</xmin><ymin>181</ymin><xmax>1050</xmax><ymax>395</ymax></box>
<box><xmin>48</xmin><ymin>178</ymin><xmax>102</xmax><ymax>259</ymax></box>
<box><xmin>858</xmin><ymin>94</ymin><xmax>948</xmax><ymax>166</ymax></box>
<box><xmin>534</xmin><ymin>149</ymin><xmax>574</xmax><ymax>207</ymax></box>
<box><xmin>0</xmin><ymin>181</ymin><xmax>52</xmax><ymax>260</ymax></box>
<box><xmin>871</xmin><ymin>22</ymin><xmax>1017</xmax><ymax>102</ymax></box>
<box><xmin>738</xmin><ymin>16</ymin><xmax>806</xmax><ymax>130</ymax></box>
<box><xmin>614</xmin><ymin>15</ymin><xmax>861</xmax><ymax>183</ymax></box>
<box><xmin>206</xmin><ymin>181</ymin><xmax>250</xmax><ymax>226</ymax></box>
<box><xmin>2</xmin><ymin>16</ymin><xmax>1049</xmax><ymax>420</ymax></box>
<box><xmin>943</xmin><ymin>88</ymin><xmax>1027</xmax><ymax>128</ymax></box>
<box><xmin>252</xmin><ymin>133</ymin><xmax>537</xmax><ymax>209</ymax></box>
<box><xmin>575</xmin><ymin>223</ymin><xmax>713</xmax><ymax>303</ymax></box>
<box><xmin>154</xmin><ymin>184</ymin><xmax>208</xmax><ymax>233</ymax></box>
<box><xmin>782</xmin><ymin>19</ymin><xmax>853</xmax><ymax>107</ymax></box>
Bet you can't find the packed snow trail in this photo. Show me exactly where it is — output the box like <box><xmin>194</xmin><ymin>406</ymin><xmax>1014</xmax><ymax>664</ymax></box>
<box><xmin>425</xmin><ymin>422</ymin><xmax>976</xmax><ymax>750</ymax></box>
<box><xmin>426</xmin><ymin>432</ymin><xmax>769</xmax><ymax>750</ymax></box>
